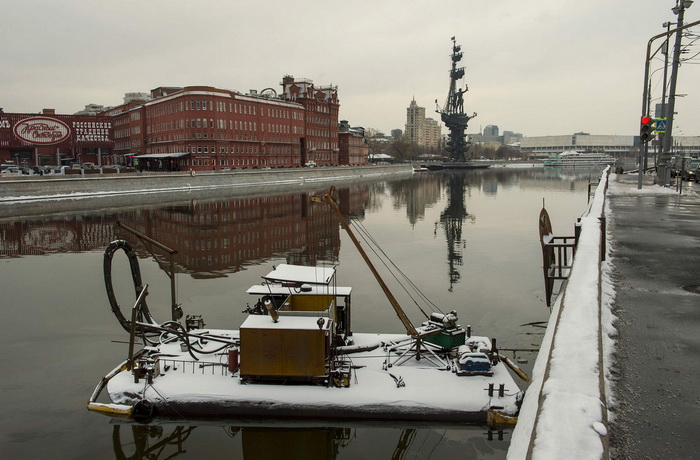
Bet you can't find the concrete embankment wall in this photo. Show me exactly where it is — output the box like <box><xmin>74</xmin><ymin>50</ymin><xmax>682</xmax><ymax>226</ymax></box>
<box><xmin>508</xmin><ymin>170</ymin><xmax>612</xmax><ymax>460</ymax></box>
<box><xmin>0</xmin><ymin>164</ymin><xmax>411</xmax><ymax>219</ymax></box>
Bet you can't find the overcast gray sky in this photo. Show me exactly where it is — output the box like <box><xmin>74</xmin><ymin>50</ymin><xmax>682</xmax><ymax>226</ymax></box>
<box><xmin>2</xmin><ymin>0</ymin><xmax>699</xmax><ymax>137</ymax></box>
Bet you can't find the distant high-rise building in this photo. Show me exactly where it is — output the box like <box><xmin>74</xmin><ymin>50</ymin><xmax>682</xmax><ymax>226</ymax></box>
<box><xmin>405</xmin><ymin>98</ymin><xmax>441</xmax><ymax>149</ymax></box>
<box><xmin>405</xmin><ymin>97</ymin><xmax>425</xmax><ymax>144</ymax></box>
<box><xmin>391</xmin><ymin>129</ymin><xmax>403</xmax><ymax>140</ymax></box>
<box><xmin>424</xmin><ymin>118</ymin><xmax>441</xmax><ymax>150</ymax></box>
<box><xmin>483</xmin><ymin>125</ymin><xmax>499</xmax><ymax>136</ymax></box>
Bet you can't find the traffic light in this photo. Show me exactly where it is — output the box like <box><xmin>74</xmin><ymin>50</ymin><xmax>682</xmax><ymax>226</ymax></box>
<box><xmin>640</xmin><ymin>116</ymin><xmax>655</xmax><ymax>142</ymax></box>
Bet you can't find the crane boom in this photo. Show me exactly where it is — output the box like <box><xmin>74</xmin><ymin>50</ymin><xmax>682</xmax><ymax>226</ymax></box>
<box><xmin>311</xmin><ymin>187</ymin><xmax>419</xmax><ymax>337</ymax></box>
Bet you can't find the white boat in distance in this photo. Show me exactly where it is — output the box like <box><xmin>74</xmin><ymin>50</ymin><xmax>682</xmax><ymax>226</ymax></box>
<box><xmin>543</xmin><ymin>150</ymin><xmax>615</xmax><ymax>167</ymax></box>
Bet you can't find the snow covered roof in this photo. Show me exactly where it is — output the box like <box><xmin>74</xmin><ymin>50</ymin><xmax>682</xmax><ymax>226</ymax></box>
<box><xmin>246</xmin><ymin>284</ymin><xmax>352</xmax><ymax>296</ymax></box>
<box><xmin>262</xmin><ymin>264</ymin><xmax>336</xmax><ymax>285</ymax></box>
<box><xmin>240</xmin><ymin>314</ymin><xmax>331</xmax><ymax>331</ymax></box>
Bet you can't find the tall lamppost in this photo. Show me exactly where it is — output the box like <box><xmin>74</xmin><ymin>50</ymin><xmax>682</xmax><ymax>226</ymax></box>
<box><xmin>659</xmin><ymin>0</ymin><xmax>694</xmax><ymax>186</ymax></box>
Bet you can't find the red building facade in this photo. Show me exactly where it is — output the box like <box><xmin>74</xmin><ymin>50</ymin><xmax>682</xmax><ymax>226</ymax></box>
<box><xmin>338</xmin><ymin>120</ymin><xmax>369</xmax><ymax>165</ymax></box>
<box><xmin>280</xmin><ymin>76</ymin><xmax>340</xmax><ymax>166</ymax></box>
<box><xmin>0</xmin><ymin>109</ymin><xmax>114</xmax><ymax>167</ymax></box>
<box><xmin>1</xmin><ymin>75</ymin><xmax>368</xmax><ymax>171</ymax></box>
<box><xmin>102</xmin><ymin>76</ymin><xmax>352</xmax><ymax>172</ymax></box>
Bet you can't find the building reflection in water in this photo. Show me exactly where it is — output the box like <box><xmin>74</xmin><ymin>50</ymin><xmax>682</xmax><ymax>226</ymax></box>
<box><xmin>0</xmin><ymin>167</ymin><xmax>597</xmax><ymax>284</ymax></box>
<box><xmin>0</xmin><ymin>187</ymin><xmax>370</xmax><ymax>279</ymax></box>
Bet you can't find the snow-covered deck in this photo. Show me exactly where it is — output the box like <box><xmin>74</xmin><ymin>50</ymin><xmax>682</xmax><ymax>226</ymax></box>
<box><xmin>106</xmin><ymin>330</ymin><xmax>521</xmax><ymax>423</ymax></box>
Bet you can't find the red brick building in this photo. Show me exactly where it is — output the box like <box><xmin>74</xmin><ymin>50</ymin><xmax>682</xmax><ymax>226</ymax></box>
<box><xmin>1</xmin><ymin>75</ymin><xmax>369</xmax><ymax>171</ymax></box>
<box><xmin>280</xmin><ymin>76</ymin><xmax>340</xmax><ymax>166</ymax></box>
<box><xmin>338</xmin><ymin>120</ymin><xmax>369</xmax><ymax>165</ymax></box>
<box><xmin>0</xmin><ymin>109</ymin><xmax>114</xmax><ymax>167</ymax></box>
<box><xmin>101</xmin><ymin>76</ymin><xmax>358</xmax><ymax>172</ymax></box>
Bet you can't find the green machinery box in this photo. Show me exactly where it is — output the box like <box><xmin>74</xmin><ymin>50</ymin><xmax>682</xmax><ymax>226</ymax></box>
<box><xmin>422</xmin><ymin>326</ymin><xmax>466</xmax><ymax>349</ymax></box>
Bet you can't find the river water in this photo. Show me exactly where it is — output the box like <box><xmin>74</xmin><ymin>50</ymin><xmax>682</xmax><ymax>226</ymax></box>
<box><xmin>0</xmin><ymin>166</ymin><xmax>601</xmax><ymax>459</ymax></box>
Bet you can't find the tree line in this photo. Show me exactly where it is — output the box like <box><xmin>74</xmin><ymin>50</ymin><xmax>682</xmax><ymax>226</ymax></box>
<box><xmin>365</xmin><ymin>129</ymin><xmax>525</xmax><ymax>162</ymax></box>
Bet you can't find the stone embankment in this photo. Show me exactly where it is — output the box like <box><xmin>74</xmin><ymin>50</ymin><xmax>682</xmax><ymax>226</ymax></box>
<box><xmin>0</xmin><ymin>164</ymin><xmax>411</xmax><ymax>219</ymax></box>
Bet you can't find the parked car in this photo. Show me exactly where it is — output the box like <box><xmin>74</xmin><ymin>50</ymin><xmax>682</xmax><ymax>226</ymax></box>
<box><xmin>680</xmin><ymin>159</ymin><xmax>700</xmax><ymax>181</ymax></box>
<box><xmin>1</xmin><ymin>161</ymin><xmax>18</xmax><ymax>172</ymax></box>
<box><xmin>32</xmin><ymin>166</ymin><xmax>54</xmax><ymax>176</ymax></box>
<box><xmin>1</xmin><ymin>167</ymin><xmax>21</xmax><ymax>176</ymax></box>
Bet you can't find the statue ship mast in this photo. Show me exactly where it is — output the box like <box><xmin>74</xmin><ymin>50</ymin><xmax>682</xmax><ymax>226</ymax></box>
<box><xmin>436</xmin><ymin>37</ymin><xmax>477</xmax><ymax>163</ymax></box>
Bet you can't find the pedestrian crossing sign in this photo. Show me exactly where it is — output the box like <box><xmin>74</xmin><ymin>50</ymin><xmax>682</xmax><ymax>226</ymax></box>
<box><xmin>655</xmin><ymin>118</ymin><xmax>666</xmax><ymax>133</ymax></box>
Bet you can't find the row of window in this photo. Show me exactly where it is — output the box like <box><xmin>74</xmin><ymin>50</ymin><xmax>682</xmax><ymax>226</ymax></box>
<box><xmin>148</xmin><ymin>98</ymin><xmax>303</xmax><ymax>121</ymax></box>
<box><xmin>180</xmin><ymin>157</ymin><xmax>300</xmax><ymax>168</ymax></box>
<box><xmin>147</xmin><ymin>118</ymin><xmax>300</xmax><ymax>135</ymax></box>
<box><xmin>176</xmin><ymin>144</ymin><xmax>296</xmax><ymax>155</ymax></box>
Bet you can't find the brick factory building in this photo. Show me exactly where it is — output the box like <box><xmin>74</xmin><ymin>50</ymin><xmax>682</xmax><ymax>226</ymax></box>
<box><xmin>102</xmin><ymin>75</ymin><xmax>364</xmax><ymax>172</ymax></box>
<box><xmin>0</xmin><ymin>109</ymin><xmax>114</xmax><ymax>167</ymax></box>
<box><xmin>338</xmin><ymin>120</ymin><xmax>369</xmax><ymax>165</ymax></box>
<box><xmin>1</xmin><ymin>75</ymin><xmax>369</xmax><ymax>172</ymax></box>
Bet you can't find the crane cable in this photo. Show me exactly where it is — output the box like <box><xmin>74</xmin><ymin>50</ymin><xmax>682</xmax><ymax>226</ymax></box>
<box><xmin>349</xmin><ymin>219</ymin><xmax>443</xmax><ymax>318</ymax></box>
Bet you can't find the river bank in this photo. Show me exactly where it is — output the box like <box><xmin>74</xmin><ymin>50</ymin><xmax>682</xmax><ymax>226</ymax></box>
<box><xmin>0</xmin><ymin>164</ymin><xmax>411</xmax><ymax>219</ymax></box>
<box><xmin>508</xmin><ymin>173</ymin><xmax>700</xmax><ymax>459</ymax></box>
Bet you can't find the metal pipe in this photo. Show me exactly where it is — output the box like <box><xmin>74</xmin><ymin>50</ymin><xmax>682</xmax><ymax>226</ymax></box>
<box><xmin>127</xmin><ymin>284</ymin><xmax>149</xmax><ymax>371</ymax></box>
<box><xmin>116</xmin><ymin>221</ymin><xmax>181</xmax><ymax>322</ymax></box>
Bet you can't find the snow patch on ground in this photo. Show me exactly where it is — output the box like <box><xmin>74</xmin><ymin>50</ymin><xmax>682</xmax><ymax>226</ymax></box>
<box><xmin>608</xmin><ymin>174</ymin><xmax>699</xmax><ymax>197</ymax></box>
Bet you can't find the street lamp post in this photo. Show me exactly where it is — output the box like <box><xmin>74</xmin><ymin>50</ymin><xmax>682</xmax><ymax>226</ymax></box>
<box><xmin>659</xmin><ymin>0</ymin><xmax>694</xmax><ymax>186</ymax></box>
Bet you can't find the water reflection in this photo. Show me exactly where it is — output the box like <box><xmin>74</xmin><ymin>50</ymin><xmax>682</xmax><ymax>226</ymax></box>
<box><xmin>438</xmin><ymin>172</ymin><xmax>476</xmax><ymax>291</ymax></box>
<box><xmin>111</xmin><ymin>423</ymin><xmax>510</xmax><ymax>460</ymax></box>
<box><xmin>0</xmin><ymin>188</ymin><xmax>370</xmax><ymax>278</ymax></box>
<box><xmin>1</xmin><ymin>167</ymin><xmax>598</xmax><ymax>288</ymax></box>
<box><xmin>0</xmin><ymin>168</ymin><xmax>598</xmax><ymax>459</ymax></box>
<box><xmin>113</xmin><ymin>425</ymin><xmax>196</xmax><ymax>460</ymax></box>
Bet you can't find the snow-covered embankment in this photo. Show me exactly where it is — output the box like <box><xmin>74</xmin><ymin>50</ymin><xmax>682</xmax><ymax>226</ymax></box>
<box><xmin>508</xmin><ymin>168</ymin><xmax>615</xmax><ymax>460</ymax></box>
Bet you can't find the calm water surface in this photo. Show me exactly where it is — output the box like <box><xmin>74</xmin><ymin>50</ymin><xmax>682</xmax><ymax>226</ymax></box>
<box><xmin>0</xmin><ymin>167</ymin><xmax>601</xmax><ymax>459</ymax></box>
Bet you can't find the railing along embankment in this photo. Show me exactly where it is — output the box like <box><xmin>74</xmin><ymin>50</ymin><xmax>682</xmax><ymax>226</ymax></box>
<box><xmin>508</xmin><ymin>168</ymin><xmax>612</xmax><ymax>460</ymax></box>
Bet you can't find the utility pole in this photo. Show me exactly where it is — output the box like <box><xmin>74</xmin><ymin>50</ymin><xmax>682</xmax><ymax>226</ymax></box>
<box><xmin>659</xmin><ymin>0</ymin><xmax>694</xmax><ymax>186</ymax></box>
<box><xmin>656</xmin><ymin>21</ymin><xmax>673</xmax><ymax>171</ymax></box>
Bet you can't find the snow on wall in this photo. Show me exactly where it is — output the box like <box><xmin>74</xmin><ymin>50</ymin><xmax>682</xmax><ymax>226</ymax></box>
<box><xmin>508</xmin><ymin>169</ymin><xmax>612</xmax><ymax>460</ymax></box>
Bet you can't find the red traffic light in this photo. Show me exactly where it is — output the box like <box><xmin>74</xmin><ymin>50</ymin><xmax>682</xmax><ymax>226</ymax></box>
<box><xmin>640</xmin><ymin>116</ymin><xmax>655</xmax><ymax>142</ymax></box>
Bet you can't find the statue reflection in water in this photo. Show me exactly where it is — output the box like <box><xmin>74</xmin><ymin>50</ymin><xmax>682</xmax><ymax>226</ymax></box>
<box><xmin>437</xmin><ymin>172</ymin><xmax>475</xmax><ymax>292</ymax></box>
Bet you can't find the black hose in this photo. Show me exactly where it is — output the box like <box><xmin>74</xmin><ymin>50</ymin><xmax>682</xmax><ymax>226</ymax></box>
<box><xmin>104</xmin><ymin>240</ymin><xmax>234</xmax><ymax>360</ymax></box>
<box><xmin>104</xmin><ymin>240</ymin><xmax>158</xmax><ymax>334</ymax></box>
